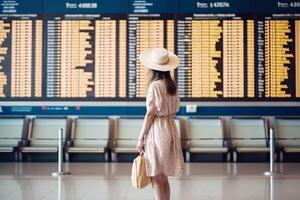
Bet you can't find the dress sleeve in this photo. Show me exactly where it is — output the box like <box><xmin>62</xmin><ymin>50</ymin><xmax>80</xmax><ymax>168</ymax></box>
<box><xmin>146</xmin><ymin>83</ymin><xmax>158</xmax><ymax>115</ymax></box>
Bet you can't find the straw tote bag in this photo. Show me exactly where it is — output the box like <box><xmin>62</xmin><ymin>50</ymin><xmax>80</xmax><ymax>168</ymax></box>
<box><xmin>131</xmin><ymin>154</ymin><xmax>151</xmax><ymax>189</ymax></box>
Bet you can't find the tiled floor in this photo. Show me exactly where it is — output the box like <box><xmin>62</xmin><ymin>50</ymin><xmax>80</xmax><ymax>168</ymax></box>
<box><xmin>0</xmin><ymin>162</ymin><xmax>300</xmax><ymax>200</ymax></box>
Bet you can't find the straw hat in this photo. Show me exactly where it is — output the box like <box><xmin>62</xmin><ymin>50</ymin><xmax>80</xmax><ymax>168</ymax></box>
<box><xmin>139</xmin><ymin>48</ymin><xmax>180</xmax><ymax>72</ymax></box>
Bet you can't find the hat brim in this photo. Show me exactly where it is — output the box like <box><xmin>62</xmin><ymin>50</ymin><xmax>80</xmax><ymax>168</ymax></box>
<box><xmin>139</xmin><ymin>48</ymin><xmax>180</xmax><ymax>72</ymax></box>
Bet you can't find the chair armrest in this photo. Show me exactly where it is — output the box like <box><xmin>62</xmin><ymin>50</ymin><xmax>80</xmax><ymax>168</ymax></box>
<box><xmin>223</xmin><ymin>140</ymin><xmax>227</xmax><ymax>147</ymax></box>
<box><xmin>187</xmin><ymin>140</ymin><xmax>191</xmax><ymax>149</ymax></box>
<box><xmin>20</xmin><ymin>140</ymin><xmax>29</xmax><ymax>147</ymax></box>
<box><xmin>17</xmin><ymin>140</ymin><xmax>23</xmax><ymax>147</ymax></box>
<box><xmin>67</xmin><ymin>140</ymin><xmax>73</xmax><ymax>147</ymax></box>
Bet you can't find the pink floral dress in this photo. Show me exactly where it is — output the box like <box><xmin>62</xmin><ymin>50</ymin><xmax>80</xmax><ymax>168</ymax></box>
<box><xmin>140</xmin><ymin>80</ymin><xmax>185</xmax><ymax>177</ymax></box>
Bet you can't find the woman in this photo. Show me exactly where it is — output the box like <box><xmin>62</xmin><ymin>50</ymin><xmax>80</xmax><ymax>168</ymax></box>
<box><xmin>136</xmin><ymin>48</ymin><xmax>185</xmax><ymax>200</ymax></box>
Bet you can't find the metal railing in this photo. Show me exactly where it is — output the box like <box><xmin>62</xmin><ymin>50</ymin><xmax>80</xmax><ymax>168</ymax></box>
<box><xmin>52</xmin><ymin>129</ymin><xmax>70</xmax><ymax>177</ymax></box>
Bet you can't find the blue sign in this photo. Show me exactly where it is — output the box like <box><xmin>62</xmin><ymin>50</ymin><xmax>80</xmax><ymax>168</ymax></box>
<box><xmin>1</xmin><ymin>106</ymin><xmax>300</xmax><ymax>116</ymax></box>
<box><xmin>43</xmin><ymin>0</ymin><xmax>128</xmax><ymax>14</ymax></box>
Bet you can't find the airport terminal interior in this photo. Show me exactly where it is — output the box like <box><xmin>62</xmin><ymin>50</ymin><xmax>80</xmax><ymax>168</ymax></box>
<box><xmin>0</xmin><ymin>0</ymin><xmax>300</xmax><ymax>199</ymax></box>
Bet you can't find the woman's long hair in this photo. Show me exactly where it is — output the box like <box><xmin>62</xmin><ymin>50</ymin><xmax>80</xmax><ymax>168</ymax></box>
<box><xmin>148</xmin><ymin>69</ymin><xmax>177</xmax><ymax>95</ymax></box>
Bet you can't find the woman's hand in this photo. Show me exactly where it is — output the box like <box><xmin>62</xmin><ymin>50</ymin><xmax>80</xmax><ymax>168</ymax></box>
<box><xmin>136</xmin><ymin>139</ymin><xmax>144</xmax><ymax>155</ymax></box>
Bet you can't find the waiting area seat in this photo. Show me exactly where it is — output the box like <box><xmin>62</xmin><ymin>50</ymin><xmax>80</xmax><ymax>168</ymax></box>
<box><xmin>186</xmin><ymin>118</ymin><xmax>229</xmax><ymax>162</ymax></box>
<box><xmin>113</xmin><ymin>117</ymin><xmax>144</xmax><ymax>158</ymax></box>
<box><xmin>66</xmin><ymin>117</ymin><xmax>110</xmax><ymax>161</ymax></box>
<box><xmin>20</xmin><ymin>118</ymin><xmax>68</xmax><ymax>161</ymax></box>
<box><xmin>0</xmin><ymin>115</ymin><xmax>298</xmax><ymax>163</ymax></box>
<box><xmin>0</xmin><ymin>118</ymin><xmax>25</xmax><ymax>161</ymax></box>
<box><xmin>274</xmin><ymin>119</ymin><xmax>300</xmax><ymax>161</ymax></box>
<box><xmin>113</xmin><ymin>117</ymin><xmax>180</xmax><ymax>161</ymax></box>
<box><xmin>231</xmin><ymin>118</ymin><xmax>269</xmax><ymax>162</ymax></box>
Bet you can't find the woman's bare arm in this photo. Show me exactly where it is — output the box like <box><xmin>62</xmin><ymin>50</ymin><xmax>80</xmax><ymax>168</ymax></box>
<box><xmin>138</xmin><ymin>110</ymin><xmax>156</xmax><ymax>141</ymax></box>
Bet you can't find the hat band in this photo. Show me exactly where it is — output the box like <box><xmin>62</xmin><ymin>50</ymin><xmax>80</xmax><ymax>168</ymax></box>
<box><xmin>154</xmin><ymin>57</ymin><xmax>169</xmax><ymax>65</ymax></box>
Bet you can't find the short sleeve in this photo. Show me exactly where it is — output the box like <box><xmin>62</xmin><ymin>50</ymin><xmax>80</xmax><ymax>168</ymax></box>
<box><xmin>146</xmin><ymin>83</ymin><xmax>162</xmax><ymax>115</ymax></box>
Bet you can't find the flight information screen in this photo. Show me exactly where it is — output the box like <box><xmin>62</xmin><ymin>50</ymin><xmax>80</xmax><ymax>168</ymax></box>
<box><xmin>256</xmin><ymin>0</ymin><xmax>300</xmax><ymax>100</ymax></box>
<box><xmin>127</xmin><ymin>0</ymin><xmax>176</xmax><ymax>98</ymax></box>
<box><xmin>0</xmin><ymin>0</ymin><xmax>299</xmax><ymax>101</ymax></box>
<box><xmin>43</xmin><ymin>0</ymin><xmax>127</xmax><ymax>99</ymax></box>
<box><xmin>0</xmin><ymin>0</ymin><xmax>43</xmax><ymax>99</ymax></box>
<box><xmin>177</xmin><ymin>0</ymin><xmax>255</xmax><ymax>100</ymax></box>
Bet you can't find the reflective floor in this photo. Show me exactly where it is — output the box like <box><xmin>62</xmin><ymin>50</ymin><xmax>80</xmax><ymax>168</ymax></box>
<box><xmin>0</xmin><ymin>162</ymin><xmax>300</xmax><ymax>200</ymax></box>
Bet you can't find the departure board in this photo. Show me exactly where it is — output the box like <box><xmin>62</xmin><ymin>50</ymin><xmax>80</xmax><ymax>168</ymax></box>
<box><xmin>0</xmin><ymin>0</ymin><xmax>42</xmax><ymax>99</ymax></box>
<box><xmin>177</xmin><ymin>0</ymin><xmax>255</xmax><ymax>99</ymax></box>
<box><xmin>0</xmin><ymin>0</ymin><xmax>299</xmax><ymax>102</ymax></box>
<box><xmin>127</xmin><ymin>0</ymin><xmax>176</xmax><ymax>98</ymax></box>
<box><xmin>256</xmin><ymin>0</ymin><xmax>300</xmax><ymax>99</ymax></box>
<box><xmin>44</xmin><ymin>0</ymin><xmax>127</xmax><ymax>99</ymax></box>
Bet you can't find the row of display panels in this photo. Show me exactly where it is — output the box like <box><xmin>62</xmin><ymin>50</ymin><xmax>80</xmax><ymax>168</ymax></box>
<box><xmin>0</xmin><ymin>0</ymin><xmax>299</xmax><ymax>101</ymax></box>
